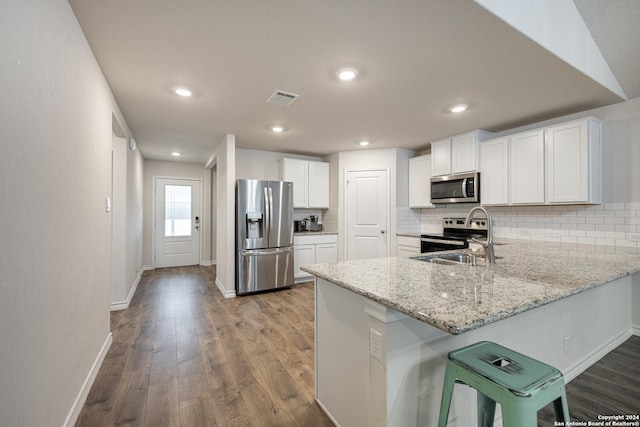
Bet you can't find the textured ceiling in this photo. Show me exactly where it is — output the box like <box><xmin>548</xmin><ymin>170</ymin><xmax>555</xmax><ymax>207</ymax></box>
<box><xmin>68</xmin><ymin>0</ymin><xmax>636</xmax><ymax>163</ymax></box>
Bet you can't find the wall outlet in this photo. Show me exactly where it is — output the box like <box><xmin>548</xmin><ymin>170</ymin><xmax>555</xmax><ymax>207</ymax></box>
<box><xmin>564</xmin><ymin>336</ymin><xmax>571</xmax><ymax>355</ymax></box>
<box><xmin>627</xmin><ymin>233</ymin><xmax>640</xmax><ymax>242</ymax></box>
<box><xmin>370</xmin><ymin>328</ymin><xmax>383</xmax><ymax>362</ymax></box>
<box><xmin>519</xmin><ymin>229</ymin><xmax>531</xmax><ymax>236</ymax></box>
<box><xmin>546</xmin><ymin>231</ymin><xmax>561</xmax><ymax>238</ymax></box>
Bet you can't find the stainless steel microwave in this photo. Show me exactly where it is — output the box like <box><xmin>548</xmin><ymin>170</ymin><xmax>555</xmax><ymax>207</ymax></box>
<box><xmin>430</xmin><ymin>172</ymin><xmax>480</xmax><ymax>204</ymax></box>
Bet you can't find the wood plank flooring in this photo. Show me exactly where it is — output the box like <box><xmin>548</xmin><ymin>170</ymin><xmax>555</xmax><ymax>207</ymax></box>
<box><xmin>75</xmin><ymin>266</ymin><xmax>333</xmax><ymax>427</ymax></box>
<box><xmin>77</xmin><ymin>265</ymin><xmax>639</xmax><ymax>426</ymax></box>
<box><xmin>539</xmin><ymin>334</ymin><xmax>640</xmax><ymax>426</ymax></box>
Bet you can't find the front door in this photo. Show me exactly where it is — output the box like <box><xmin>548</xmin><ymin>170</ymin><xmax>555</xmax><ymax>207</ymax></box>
<box><xmin>154</xmin><ymin>178</ymin><xmax>201</xmax><ymax>268</ymax></box>
<box><xmin>346</xmin><ymin>169</ymin><xmax>388</xmax><ymax>260</ymax></box>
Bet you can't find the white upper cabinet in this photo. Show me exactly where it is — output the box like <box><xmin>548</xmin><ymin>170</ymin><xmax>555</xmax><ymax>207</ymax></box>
<box><xmin>282</xmin><ymin>158</ymin><xmax>308</xmax><ymax>208</ymax></box>
<box><xmin>308</xmin><ymin>161</ymin><xmax>330</xmax><ymax>208</ymax></box>
<box><xmin>451</xmin><ymin>132</ymin><xmax>477</xmax><ymax>174</ymax></box>
<box><xmin>431</xmin><ymin>130</ymin><xmax>493</xmax><ymax>176</ymax></box>
<box><xmin>546</xmin><ymin>118</ymin><xmax>601</xmax><ymax>204</ymax></box>
<box><xmin>409</xmin><ymin>154</ymin><xmax>433</xmax><ymax>208</ymax></box>
<box><xmin>510</xmin><ymin>129</ymin><xmax>546</xmax><ymax>205</ymax></box>
<box><xmin>431</xmin><ymin>138</ymin><xmax>452</xmax><ymax>176</ymax></box>
<box><xmin>479</xmin><ymin>137</ymin><xmax>509</xmax><ymax>206</ymax></box>
<box><xmin>281</xmin><ymin>158</ymin><xmax>329</xmax><ymax>208</ymax></box>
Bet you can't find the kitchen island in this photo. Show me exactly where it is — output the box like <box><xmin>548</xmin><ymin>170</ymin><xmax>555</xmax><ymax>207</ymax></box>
<box><xmin>301</xmin><ymin>240</ymin><xmax>640</xmax><ymax>427</ymax></box>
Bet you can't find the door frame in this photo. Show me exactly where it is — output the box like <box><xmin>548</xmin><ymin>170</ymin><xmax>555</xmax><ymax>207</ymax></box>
<box><xmin>343</xmin><ymin>167</ymin><xmax>390</xmax><ymax>260</ymax></box>
<box><xmin>152</xmin><ymin>175</ymin><xmax>203</xmax><ymax>269</ymax></box>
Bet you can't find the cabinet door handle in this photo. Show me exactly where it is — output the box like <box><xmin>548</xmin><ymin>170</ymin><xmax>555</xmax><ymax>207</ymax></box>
<box><xmin>381</xmin><ymin>230</ymin><xmax>386</xmax><ymax>234</ymax></box>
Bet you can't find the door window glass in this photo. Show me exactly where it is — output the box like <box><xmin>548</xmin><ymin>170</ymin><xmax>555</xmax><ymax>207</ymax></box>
<box><xmin>165</xmin><ymin>185</ymin><xmax>191</xmax><ymax>236</ymax></box>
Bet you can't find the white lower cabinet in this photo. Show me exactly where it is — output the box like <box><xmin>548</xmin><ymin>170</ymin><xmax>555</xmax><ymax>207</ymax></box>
<box><xmin>396</xmin><ymin>235</ymin><xmax>420</xmax><ymax>257</ymax></box>
<box><xmin>294</xmin><ymin>234</ymin><xmax>338</xmax><ymax>282</ymax></box>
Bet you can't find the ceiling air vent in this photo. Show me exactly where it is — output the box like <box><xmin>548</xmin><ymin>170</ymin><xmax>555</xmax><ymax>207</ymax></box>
<box><xmin>266</xmin><ymin>90</ymin><xmax>300</xmax><ymax>106</ymax></box>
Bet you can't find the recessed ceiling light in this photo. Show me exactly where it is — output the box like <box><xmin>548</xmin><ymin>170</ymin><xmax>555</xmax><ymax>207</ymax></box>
<box><xmin>337</xmin><ymin>67</ymin><xmax>359</xmax><ymax>81</ymax></box>
<box><xmin>358</xmin><ymin>140</ymin><xmax>370</xmax><ymax>146</ymax></box>
<box><xmin>271</xmin><ymin>125</ymin><xmax>285</xmax><ymax>133</ymax></box>
<box><xmin>171</xmin><ymin>152</ymin><xmax>182</xmax><ymax>156</ymax></box>
<box><xmin>174</xmin><ymin>87</ymin><xmax>192</xmax><ymax>97</ymax></box>
<box><xmin>450</xmin><ymin>104</ymin><xmax>468</xmax><ymax>113</ymax></box>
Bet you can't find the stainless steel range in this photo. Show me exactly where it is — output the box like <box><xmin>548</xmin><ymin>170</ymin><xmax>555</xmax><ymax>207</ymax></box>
<box><xmin>420</xmin><ymin>217</ymin><xmax>488</xmax><ymax>253</ymax></box>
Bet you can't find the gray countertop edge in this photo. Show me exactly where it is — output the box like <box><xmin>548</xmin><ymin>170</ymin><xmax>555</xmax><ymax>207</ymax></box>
<box><xmin>302</xmin><ymin>264</ymin><xmax>635</xmax><ymax>335</ymax></box>
<box><xmin>300</xmin><ymin>240</ymin><xmax>640</xmax><ymax>335</ymax></box>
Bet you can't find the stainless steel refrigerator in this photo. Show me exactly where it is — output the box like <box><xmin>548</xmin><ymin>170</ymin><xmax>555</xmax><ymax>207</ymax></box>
<box><xmin>235</xmin><ymin>179</ymin><xmax>294</xmax><ymax>295</ymax></box>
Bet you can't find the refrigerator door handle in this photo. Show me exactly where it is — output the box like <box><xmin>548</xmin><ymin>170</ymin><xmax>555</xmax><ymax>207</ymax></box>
<box><xmin>264</xmin><ymin>186</ymin><xmax>271</xmax><ymax>242</ymax></box>
<box><xmin>240</xmin><ymin>247</ymin><xmax>293</xmax><ymax>256</ymax></box>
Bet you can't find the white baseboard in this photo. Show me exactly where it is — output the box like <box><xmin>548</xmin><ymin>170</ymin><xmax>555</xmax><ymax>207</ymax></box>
<box><xmin>632</xmin><ymin>323</ymin><xmax>640</xmax><ymax>336</ymax></box>
<box><xmin>63</xmin><ymin>332</ymin><xmax>112</xmax><ymax>427</ymax></box>
<box><xmin>563</xmin><ymin>327</ymin><xmax>632</xmax><ymax>383</ymax></box>
<box><xmin>110</xmin><ymin>269</ymin><xmax>144</xmax><ymax>311</ymax></box>
<box><xmin>201</xmin><ymin>260</ymin><xmax>216</xmax><ymax>267</ymax></box>
<box><xmin>316</xmin><ymin>398</ymin><xmax>341</xmax><ymax>427</ymax></box>
<box><xmin>142</xmin><ymin>264</ymin><xmax>154</xmax><ymax>271</ymax></box>
<box><xmin>216</xmin><ymin>277</ymin><xmax>236</xmax><ymax>298</ymax></box>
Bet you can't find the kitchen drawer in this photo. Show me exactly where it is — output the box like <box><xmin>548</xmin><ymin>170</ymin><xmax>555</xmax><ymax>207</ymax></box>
<box><xmin>294</xmin><ymin>233</ymin><xmax>338</xmax><ymax>245</ymax></box>
<box><xmin>397</xmin><ymin>235</ymin><xmax>420</xmax><ymax>249</ymax></box>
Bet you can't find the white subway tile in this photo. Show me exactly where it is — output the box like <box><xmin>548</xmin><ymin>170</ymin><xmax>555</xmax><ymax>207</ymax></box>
<box><xmin>605</xmin><ymin>231</ymin><xmax>626</xmax><ymax>239</ymax></box>
<box><xmin>604</xmin><ymin>217</ymin><xmax>625</xmax><ymax>225</ymax></box>
<box><xmin>595</xmin><ymin>210</ymin><xmax>615</xmax><ymax>217</ymax></box>
<box><xmin>585</xmin><ymin>217</ymin><xmax>605</xmax><ymax>224</ymax></box>
<box><xmin>595</xmin><ymin>224</ymin><xmax>615</xmax><ymax>232</ymax></box>
<box><xmin>561</xmin><ymin>236</ymin><xmax>577</xmax><ymax>243</ymax></box>
<box><xmin>615</xmin><ymin>224</ymin><xmax>636</xmax><ymax>233</ymax></box>
<box><xmin>605</xmin><ymin>203</ymin><xmax>625</xmax><ymax>210</ymax></box>
<box><xmin>595</xmin><ymin>238</ymin><xmax>615</xmax><ymax>246</ymax></box>
<box><xmin>615</xmin><ymin>210</ymin><xmax>636</xmax><ymax>218</ymax></box>
<box><xmin>625</xmin><ymin>202</ymin><xmax>640</xmax><ymax>210</ymax></box>
<box><xmin>568</xmin><ymin>230</ymin><xmax>586</xmax><ymax>237</ymax></box>
<box><xmin>586</xmin><ymin>231</ymin><xmax>605</xmax><ymax>238</ymax></box>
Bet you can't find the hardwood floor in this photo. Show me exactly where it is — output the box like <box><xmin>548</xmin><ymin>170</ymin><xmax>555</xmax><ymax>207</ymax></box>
<box><xmin>76</xmin><ymin>266</ymin><xmax>333</xmax><ymax>427</ymax></box>
<box><xmin>77</xmin><ymin>265</ymin><xmax>639</xmax><ymax>426</ymax></box>
<box><xmin>539</xmin><ymin>334</ymin><xmax>640</xmax><ymax>426</ymax></box>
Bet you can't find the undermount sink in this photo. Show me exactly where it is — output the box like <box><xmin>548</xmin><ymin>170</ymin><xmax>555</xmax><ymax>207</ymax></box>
<box><xmin>412</xmin><ymin>253</ymin><xmax>477</xmax><ymax>266</ymax></box>
<box><xmin>411</xmin><ymin>252</ymin><xmax>502</xmax><ymax>266</ymax></box>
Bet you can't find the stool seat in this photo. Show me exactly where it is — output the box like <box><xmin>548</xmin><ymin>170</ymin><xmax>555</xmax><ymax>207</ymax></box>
<box><xmin>449</xmin><ymin>341</ymin><xmax>563</xmax><ymax>397</ymax></box>
<box><xmin>438</xmin><ymin>341</ymin><xmax>570</xmax><ymax>427</ymax></box>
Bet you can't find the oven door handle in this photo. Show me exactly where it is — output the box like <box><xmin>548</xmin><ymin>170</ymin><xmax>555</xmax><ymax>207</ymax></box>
<box><xmin>420</xmin><ymin>237</ymin><xmax>467</xmax><ymax>246</ymax></box>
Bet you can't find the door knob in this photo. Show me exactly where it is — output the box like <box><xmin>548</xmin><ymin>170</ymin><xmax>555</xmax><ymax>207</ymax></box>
<box><xmin>381</xmin><ymin>230</ymin><xmax>386</xmax><ymax>234</ymax></box>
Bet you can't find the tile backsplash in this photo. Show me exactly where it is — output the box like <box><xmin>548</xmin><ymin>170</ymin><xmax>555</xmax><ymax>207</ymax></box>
<box><xmin>416</xmin><ymin>203</ymin><xmax>640</xmax><ymax>248</ymax></box>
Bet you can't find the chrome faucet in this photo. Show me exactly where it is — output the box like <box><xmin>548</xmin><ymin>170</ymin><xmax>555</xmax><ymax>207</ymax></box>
<box><xmin>465</xmin><ymin>206</ymin><xmax>496</xmax><ymax>264</ymax></box>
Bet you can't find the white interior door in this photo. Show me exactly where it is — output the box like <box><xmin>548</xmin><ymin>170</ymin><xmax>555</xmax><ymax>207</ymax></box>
<box><xmin>346</xmin><ymin>170</ymin><xmax>388</xmax><ymax>261</ymax></box>
<box><xmin>155</xmin><ymin>178</ymin><xmax>201</xmax><ymax>268</ymax></box>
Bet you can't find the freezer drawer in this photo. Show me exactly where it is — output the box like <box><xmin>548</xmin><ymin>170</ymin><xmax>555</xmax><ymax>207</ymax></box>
<box><xmin>236</xmin><ymin>247</ymin><xmax>294</xmax><ymax>295</ymax></box>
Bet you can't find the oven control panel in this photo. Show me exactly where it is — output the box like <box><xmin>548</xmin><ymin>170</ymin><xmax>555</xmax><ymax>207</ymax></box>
<box><xmin>442</xmin><ymin>217</ymin><xmax>487</xmax><ymax>231</ymax></box>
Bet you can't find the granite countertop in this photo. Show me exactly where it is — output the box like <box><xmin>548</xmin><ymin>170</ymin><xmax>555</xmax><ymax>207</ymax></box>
<box><xmin>294</xmin><ymin>231</ymin><xmax>338</xmax><ymax>236</ymax></box>
<box><xmin>300</xmin><ymin>240</ymin><xmax>640</xmax><ymax>335</ymax></box>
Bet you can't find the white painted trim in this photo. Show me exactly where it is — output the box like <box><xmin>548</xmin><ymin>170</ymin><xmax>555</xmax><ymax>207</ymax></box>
<box><xmin>315</xmin><ymin>398</ymin><xmax>342</xmax><ymax>427</ymax></box>
<box><xmin>110</xmin><ymin>269</ymin><xmax>143</xmax><ymax>311</ymax></box>
<box><xmin>216</xmin><ymin>277</ymin><xmax>236</xmax><ymax>298</ymax></box>
<box><xmin>142</xmin><ymin>265</ymin><xmax>154</xmax><ymax>271</ymax></box>
<box><xmin>63</xmin><ymin>332</ymin><xmax>113</xmax><ymax>427</ymax></box>
<box><xmin>364</xmin><ymin>300</ymin><xmax>408</xmax><ymax>323</ymax></box>
<box><xmin>632</xmin><ymin>323</ymin><xmax>640</xmax><ymax>337</ymax></box>
<box><xmin>200</xmin><ymin>260</ymin><xmax>216</xmax><ymax>267</ymax></box>
<box><xmin>151</xmin><ymin>176</ymin><xmax>203</xmax><ymax>269</ymax></box>
<box><xmin>343</xmin><ymin>167</ymin><xmax>391</xmax><ymax>260</ymax></box>
<box><xmin>563</xmin><ymin>327</ymin><xmax>632</xmax><ymax>382</ymax></box>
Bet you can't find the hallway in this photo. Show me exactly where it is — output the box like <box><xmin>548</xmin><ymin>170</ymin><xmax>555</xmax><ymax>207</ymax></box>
<box><xmin>76</xmin><ymin>266</ymin><xmax>333</xmax><ymax>426</ymax></box>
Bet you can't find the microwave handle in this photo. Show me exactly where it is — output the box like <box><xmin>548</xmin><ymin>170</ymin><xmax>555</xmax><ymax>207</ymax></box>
<box><xmin>462</xmin><ymin>178</ymin><xmax>468</xmax><ymax>197</ymax></box>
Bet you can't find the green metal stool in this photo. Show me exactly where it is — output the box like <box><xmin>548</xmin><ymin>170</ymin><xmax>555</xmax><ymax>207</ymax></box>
<box><xmin>438</xmin><ymin>341</ymin><xmax>570</xmax><ymax>427</ymax></box>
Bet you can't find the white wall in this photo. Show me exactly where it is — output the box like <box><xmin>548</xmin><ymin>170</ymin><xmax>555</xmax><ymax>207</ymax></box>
<box><xmin>142</xmin><ymin>160</ymin><xmax>207</xmax><ymax>268</ymax></box>
<box><xmin>0</xmin><ymin>0</ymin><xmax>134</xmax><ymax>425</ymax></box>
<box><xmin>206</xmin><ymin>135</ymin><xmax>236</xmax><ymax>297</ymax></box>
